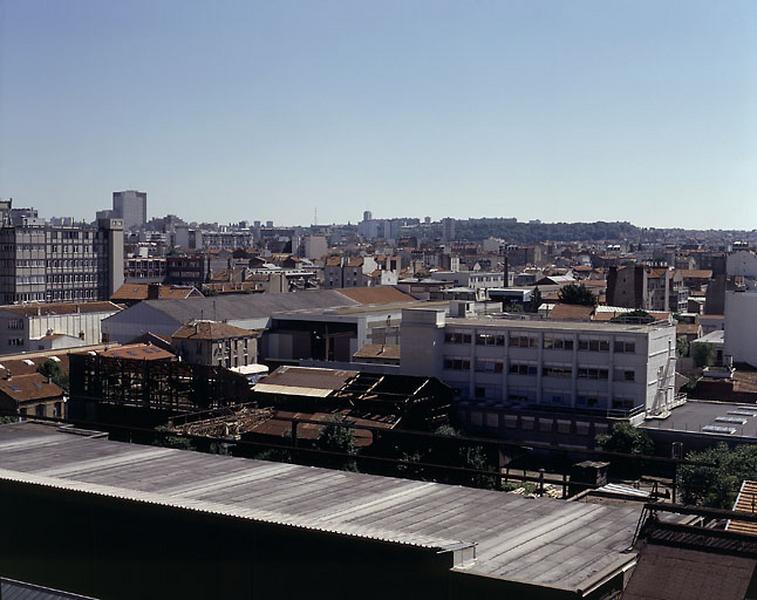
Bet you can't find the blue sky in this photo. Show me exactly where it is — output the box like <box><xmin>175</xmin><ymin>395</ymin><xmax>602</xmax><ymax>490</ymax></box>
<box><xmin>1</xmin><ymin>0</ymin><xmax>756</xmax><ymax>228</ymax></box>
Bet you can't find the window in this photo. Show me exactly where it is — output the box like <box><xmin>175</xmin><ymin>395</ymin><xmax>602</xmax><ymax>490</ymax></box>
<box><xmin>509</xmin><ymin>363</ymin><xmax>537</xmax><ymax>376</ymax></box>
<box><xmin>543</xmin><ymin>365</ymin><xmax>572</xmax><ymax>378</ymax></box>
<box><xmin>509</xmin><ymin>334</ymin><xmax>535</xmax><ymax>348</ymax></box>
<box><xmin>445</xmin><ymin>332</ymin><xmax>472</xmax><ymax>344</ymax></box>
<box><xmin>613</xmin><ymin>369</ymin><xmax>636</xmax><ymax>382</ymax></box>
<box><xmin>576</xmin><ymin>395</ymin><xmax>606</xmax><ymax>409</ymax></box>
<box><xmin>577</xmin><ymin>367</ymin><xmax>609</xmax><ymax>380</ymax></box>
<box><xmin>504</xmin><ymin>415</ymin><xmax>518</xmax><ymax>429</ymax></box>
<box><xmin>612</xmin><ymin>397</ymin><xmax>636</xmax><ymax>410</ymax></box>
<box><xmin>578</xmin><ymin>339</ymin><xmax>610</xmax><ymax>352</ymax></box>
<box><xmin>539</xmin><ymin>418</ymin><xmax>554</xmax><ymax>432</ymax></box>
<box><xmin>7</xmin><ymin>319</ymin><xmax>24</xmax><ymax>330</ymax></box>
<box><xmin>476</xmin><ymin>333</ymin><xmax>505</xmax><ymax>346</ymax></box>
<box><xmin>444</xmin><ymin>357</ymin><xmax>470</xmax><ymax>371</ymax></box>
<box><xmin>35</xmin><ymin>404</ymin><xmax>45</xmax><ymax>417</ymax></box>
<box><xmin>543</xmin><ymin>336</ymin><xmax>574</xmax><ymax>350</ymax></box>
<box><xmin>614</xmin><ymin>340</ymin><xmax>636</xmax><ymax>353</ymax></box>
<box><xmin>475</xmin><ymin>359</ymin><xmax>503</xmax><ymax>373</ymax></box>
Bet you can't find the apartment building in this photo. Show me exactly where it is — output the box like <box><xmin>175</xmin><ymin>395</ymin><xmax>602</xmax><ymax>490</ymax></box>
<box><xmin>323</xmin><ymin>255</ymin><xmax>399</xmax><ymax>289</ymax></box>
<box><xmin>125</xmin><ymin>256</ymin><xmax>166</xmax><ymax>282</ymax></box>
<box><xmin>0</xmin><ymin>213</ymin><xmax>124</xmax><ymax>304</ymax></box>
<box><xmin>432</xmin><ymin>271</ymin><xmax>506</xmax><ymax>290</ymax></box>
<box><xmin>606</xmin><ymin>264</ymin><xmax>688</xmax><ymax>313</ymax></box>
<box><xmin>401</xmin><ymin>307</ymin><xmax>678</xmax><ymax>446</ymax></box>
<box><xmin>165</xmin><ymin>254</ymin><xmax>209</xmax><ymax>287</ymax></box>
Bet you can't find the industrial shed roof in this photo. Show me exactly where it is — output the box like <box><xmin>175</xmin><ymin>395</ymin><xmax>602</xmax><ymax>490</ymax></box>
<box><xmin>130</xmin><ymin>290</ymin><xmax>359</xmax><ymax>325</ymax></box>
<box><xmin>0</xmin><ymin>422</ymin><xmax>640</xmax><ymax>594</ymax></box>
<box><xmin>0</xmin><ymin>578</ymin><xmax>99</xmax><ymax>600</ymax></box>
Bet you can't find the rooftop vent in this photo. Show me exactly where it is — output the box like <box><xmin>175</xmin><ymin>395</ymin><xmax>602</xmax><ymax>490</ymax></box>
<box><xmin>715</xmin><ymin>416</ymin><xmax>748</xmax><ymax>425</ymax></box>
<box><xmin>702</xmin><ymin>425</ymin><xmax>736</xmax><ymax>434</ymax></box>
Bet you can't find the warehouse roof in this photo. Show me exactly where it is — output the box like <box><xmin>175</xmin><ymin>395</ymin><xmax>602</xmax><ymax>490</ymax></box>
<box><xmin>0</xmin><ymin>422</ymin><xmax>640</xmax><ymax>594</ymax></box>
<box><xmin>0</xmin><ymin>577</ymin><xmax>100</xmax><ymax>600</ymax></box>
<box><xmin>126</xmin><ymin>290</ymin><xmax>358</xmax><ymax>324</ymax></box>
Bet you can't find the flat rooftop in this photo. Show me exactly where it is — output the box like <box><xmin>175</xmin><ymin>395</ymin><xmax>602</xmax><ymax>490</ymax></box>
<box><xmin>273</xmin><ymin>300</ymin><xmax>449</xmax><ymax>320</ymax></box>
<box><xmin>445</xmin><ymin>315</ymin><xmax>667</xmax><ymax>334</ymax></box>
<box><xmin>641</xmin><ymin>399</ymin><xmax>757</xmax><ymax>440</ymax></box>
<box><xmin>0</xmin><ymin>422</ymin><xmax>640</xmax><ymax>594</ymax></box>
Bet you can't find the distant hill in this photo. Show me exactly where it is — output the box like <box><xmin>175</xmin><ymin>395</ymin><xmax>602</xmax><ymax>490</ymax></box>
<box><xmin>454</xmin><ymin>218</ymin><xmax>639</xmax><ymax>243</ymax></box>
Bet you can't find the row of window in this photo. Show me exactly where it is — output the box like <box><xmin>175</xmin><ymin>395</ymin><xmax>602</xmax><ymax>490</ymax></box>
<box><xmin>448</xmin><ymin>358</ymin><xmax>637</xmax><ymax>382</ymax></box>
<box><xmin>445</xmin><ymin>331</ymin><xmax>637</xmax><ymax>354</ymax></box>
<box><xmin>469</xmin><ymin>411</ymin><xmax>611</xmax><ymax>435</ymax></box>
<box><xmin>464</xmin><ymin>388</ymin><xmax>640</xmax><ymax>412</ymax></box>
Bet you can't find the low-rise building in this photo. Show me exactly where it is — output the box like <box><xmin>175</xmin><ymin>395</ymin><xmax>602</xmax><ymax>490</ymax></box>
<box><xmin>171</xmin><ymin>320</ymin><xmax>259</xmax><ymax>368</ymax></box>
<box><xmin>124</xmin><ymin>256</ymin><xmax>166</xmax><ymax>283</ymax></box>
<box><xmin>0</xmin><ymin>301</ymin><xmax>121</xmax><ymax>355</ymax></box>
<box><xmin>0</xmin><ymin>372</ymin><xmax>65</xmax><ymax>418</ymax></box>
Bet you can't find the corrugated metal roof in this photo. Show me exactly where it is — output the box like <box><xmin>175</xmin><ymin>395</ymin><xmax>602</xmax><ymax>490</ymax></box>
<box><xmin>0</xmin><ymin>578</ymin><xmax>99</xmax><ymax>600</ymax></box>
<box><xmin>728</xmin><ymin>480</ymin><xmax>757</xmax><ymax>536</ymax></box>
<box><xmin>0</xmin><ymin>422</ymin><xmax>641</xmax><ymax>593</ymax></box>
<box><xmin>118</xmin><ymin>290</ymin><xmax>358</xmax><ymax>325</ymax></box>
<box><xmin>253</xmin><ymin>384</ymin><xmax>333</xmax><ymax>397</ymax></box>
<box><xmin>622</xmin><ymin>543</ymin><xmax>756</xmax><ymax>600</ymax></box>
<box><xmin>258</xmin><ymin>366</ymin><xmax>358</xmax><ymax>392</ymax></box>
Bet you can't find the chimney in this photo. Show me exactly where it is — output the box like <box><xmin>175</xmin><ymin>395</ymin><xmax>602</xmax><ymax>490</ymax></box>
<box><xmin>147</xmin><ymin>283</ymin><xmax>161</xmax><ymax>300</ymax></box>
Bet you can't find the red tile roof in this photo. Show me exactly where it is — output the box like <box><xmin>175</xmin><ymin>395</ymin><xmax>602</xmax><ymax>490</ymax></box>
<box><xmin>0</xmin><ymin>301</ymin><xmax>121</xmax><ymax>317</ymax></box>
<box><xmin>172</xmin><ymin>320</ymin><xmax>258</xmax><ymax>341</ymax></box>
<box><xmin>547</xmin><ymin>303</ymin><xmax>595</xmax><ymax>321</ymax></box>
<box><xmin>97</xmin><ymin>344</ymin><xmax>176</xmax><ymax>361</ymax></box>
<box><xmin>111</xmin><ymin>283</ymin><xmax>199</xmax><ymax>301</ymax></box>
<box><xmin>0</xmin><ymin>373</ymin><xmax>64</xmax><ymax>403</ymax></box>
<box><xmin>335</xmin><ymin>286</ymin><xmax>414</xmax><ymax>305</ymax></box>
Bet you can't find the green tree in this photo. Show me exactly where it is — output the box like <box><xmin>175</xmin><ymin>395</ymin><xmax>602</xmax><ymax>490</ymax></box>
<box><xmin>529</xmin><ymin>287</ymin><xmax>543</xmax><ymax>313</ymax></box>
<box><xmin>397</xmin><ymin>451</ymin><xmax>426</xmax><ymax>479</ymax></box>
<box><xmin>434</xmin><ymin>424</ymin><xmax>459</xmax><ymax>437</ymax></box>
<box><xmin>38</xmin><ymin>359</ymin><xmax>69</xmax><ymax>392</ymax></box>
<box><xmin>557</xmin><ymin>283</ymin><xmax>597</xmax><ymax>306</ymax></box>
<box><xmin>691</xmin><ymin>342</ymin><xmax>716</xmax><ymax>368</ymax></box>
<box><xmin>678</xmin><ymin>444</ymin><xmax>757</xmax><ymax>508</ymax></box>
<box><xmin>676</xmin><ymin>336</ymin><xmax>690</xmax><ymax>358</ymax></box>
<box><xmin>596</xmin><ymin>423</ymin><xmax>654</xmax><ymax>455</ymax></box>
<box><xmin>459</xmin><ymin>445</ymin><xmax>499</xmax><ymax>490</ymax></box>
<box><xmin>317</xmin><ymin>415</ymin><xmax>358</xmax><ymax>471</ymax></box>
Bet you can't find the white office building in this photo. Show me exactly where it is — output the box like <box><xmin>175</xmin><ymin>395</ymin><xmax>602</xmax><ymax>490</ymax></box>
<box><xmin>401</xmin><ymin>307</ymin><xmax>679</xmax><ymax>447</ymax></box>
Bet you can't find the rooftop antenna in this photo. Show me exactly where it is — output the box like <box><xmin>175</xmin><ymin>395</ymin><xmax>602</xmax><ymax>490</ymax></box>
<box><xmin>314</xmin><ymin>207</ymin><xmax>318</xmax><ymax>226</ymax></box>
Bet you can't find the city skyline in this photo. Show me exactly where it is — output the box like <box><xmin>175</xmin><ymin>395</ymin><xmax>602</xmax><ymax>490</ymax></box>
<box><xmin>2</xmin><ymin>1</ymin><xmax>757</xmax><ymax>228</ymax></box>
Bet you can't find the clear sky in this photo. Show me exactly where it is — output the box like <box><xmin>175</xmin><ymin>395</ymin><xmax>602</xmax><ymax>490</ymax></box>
<box><xmin>1</xmin><ymin>1</ymin><xmax>756</xmax><ymax>229</ymax></box>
